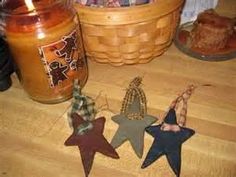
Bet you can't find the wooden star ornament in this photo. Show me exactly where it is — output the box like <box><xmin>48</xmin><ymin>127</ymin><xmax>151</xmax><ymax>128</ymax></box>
<box><xmin>141</xmin><ymin>109</ymin><xmax>195</xmax><ymax>177</ymax></box>
<box><xmin>141</xmin><ymin>85</ymin><xmax>196</xmax><ymax>177</ymax></box>
<box><xmin>65</xmin><ymin>113</ymin><xmax>119</xmax><ymax>177</ymax></box>
<box><xmin>65</xmin><ymin>81</ymin><xmax>119</xmax><ymax>177</ymax></box>
<box><xmin>111</xmin><ymin>77</ymin><xmax>157</xmax><ymax>158</ymax></box>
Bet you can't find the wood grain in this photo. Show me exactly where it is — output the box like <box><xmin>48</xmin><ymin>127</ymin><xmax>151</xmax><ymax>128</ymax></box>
<box><xmin>0</xmin><ymin>0</ymin><xmax>236</xmax><ymax>176</ymax></box>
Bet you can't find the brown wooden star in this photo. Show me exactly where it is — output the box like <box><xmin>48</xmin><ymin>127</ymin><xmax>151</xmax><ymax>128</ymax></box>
<box><xmin>65</xmin><ymin>113</ymin><xmax>119</xmax><ymax>177</ymax></box>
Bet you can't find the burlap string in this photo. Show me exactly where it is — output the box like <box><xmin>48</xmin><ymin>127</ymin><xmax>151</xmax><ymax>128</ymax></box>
<box><xmin>121</xmin><ymin>77</ymin><xmax>147</xmax><ymax>120</ymax></box>
<box><xmin>167</xmin><ymin>85</ymin><xmax>196</xmax><ymax>126</ymax></box>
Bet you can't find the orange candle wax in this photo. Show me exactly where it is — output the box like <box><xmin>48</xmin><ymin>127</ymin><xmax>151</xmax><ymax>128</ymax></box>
<box><xmin>3</xmin><ymin>0</ymin><xmax>88</xmax><ymax>103</ymax></box>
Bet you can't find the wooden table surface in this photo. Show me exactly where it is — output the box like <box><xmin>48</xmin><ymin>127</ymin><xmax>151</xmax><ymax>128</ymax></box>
<box><xmin>1</xmin><ymin>1</ymin><xmax>236</xmax><ymax>177</ymax></box>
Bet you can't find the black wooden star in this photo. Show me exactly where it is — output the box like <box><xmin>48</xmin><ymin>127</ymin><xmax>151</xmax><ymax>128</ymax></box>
<box><xmin>65</xmin><ymin>113</ymin><xmax>119</xmax><ymax>177</ymax></box>
<box><xmin>141</xmin><ymin>109</ymin><xmax>195</xmax><ymax>177</ymax></box>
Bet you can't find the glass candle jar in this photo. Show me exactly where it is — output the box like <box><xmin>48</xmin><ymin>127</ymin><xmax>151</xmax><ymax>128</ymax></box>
<box><xmin>0</xmin><ymin>0</ymin><xmax>88</xmax><ymax>103</ymax></box>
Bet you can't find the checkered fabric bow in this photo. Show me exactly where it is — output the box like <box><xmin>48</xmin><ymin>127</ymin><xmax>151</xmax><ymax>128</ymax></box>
<box><xmin>65</xmin><ymin>80</ymin><xmax>119</xmax><ymax>177</ymax></box>
<box><xmin>68</xmin><ymin>80</ymin><xmax>97</xmax><ymax>129</ymax></box>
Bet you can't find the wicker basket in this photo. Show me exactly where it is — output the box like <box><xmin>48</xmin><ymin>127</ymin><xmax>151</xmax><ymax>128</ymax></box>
<box><xmin>75</xmin><ymin>0</ymin><xmax>184</xmax><ymax>66</ymax></box>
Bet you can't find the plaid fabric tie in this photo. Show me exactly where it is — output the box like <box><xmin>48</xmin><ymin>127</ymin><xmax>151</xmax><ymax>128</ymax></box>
<box><xmin>68</xmin><ymin>80</ymin><xmax>97</xmax><ymax>133</ymax></box>
<box><xmin>162</xmin><ymin>85</ymin><xmax>196</xmax><ymax>127</ymax></box>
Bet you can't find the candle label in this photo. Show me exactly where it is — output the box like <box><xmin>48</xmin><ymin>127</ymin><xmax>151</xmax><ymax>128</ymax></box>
<box><xmin>38</xmin><ymin>29</ymin><xmax>84</xmax><ymax>88</ymax></box>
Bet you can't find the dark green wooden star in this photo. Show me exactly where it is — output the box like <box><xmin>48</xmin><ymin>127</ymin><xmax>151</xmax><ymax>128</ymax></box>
<box><xmin>111</xmin><ymin>113</ymin><xmax>156</xmax><ymax>158</ymax></box>
<box><xmin>141</xmin><ymin>109</ymin><xmax>195</xmax><ymax>177</ymax></box>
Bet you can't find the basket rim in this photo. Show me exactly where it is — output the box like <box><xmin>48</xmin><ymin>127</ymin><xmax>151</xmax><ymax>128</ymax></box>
<box><xmin>75</xmin><ymin>0</ymin><xmax>184</xmax><ymax>25</ymax></box>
